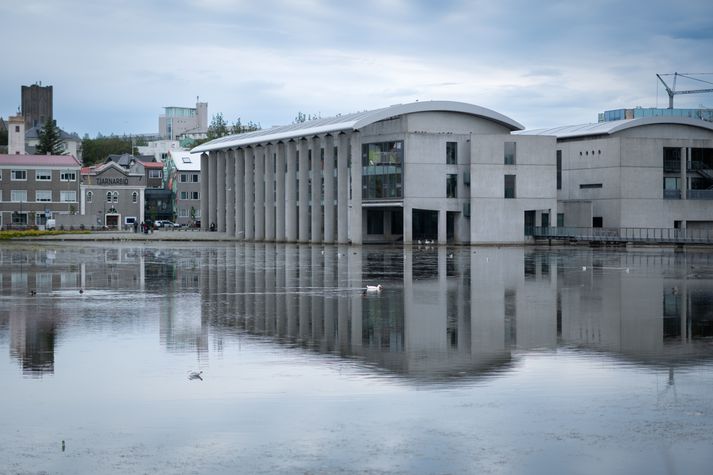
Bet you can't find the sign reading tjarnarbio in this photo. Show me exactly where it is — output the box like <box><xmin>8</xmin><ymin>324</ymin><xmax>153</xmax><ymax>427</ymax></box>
<box><xmin>96</xmin><ymin>177</ymin><xmax>129</xmax><ymax>185</ymax></box>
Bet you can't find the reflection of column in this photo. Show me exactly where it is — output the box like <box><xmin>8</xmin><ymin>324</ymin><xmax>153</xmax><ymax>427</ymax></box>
<box><xmin>349</xmin><ymin>248</ymin><xmax>362</xmax><ymax>348</ymax></box>
<box><xmin>349</xmin><ymin>132</ymin><xmax>362</xmax><ymax>244</ymax></box>
<box><xmin>226</xmin><ymin>150</ymin><xmax>236</xmax><ymax>236</ymax></box>
<box><xmin>235</xmin><ymin>149</ymin><xmax>245</xmax><ymax>239</ymax></box>
<box><xmin>275</xmin><ymin>244</ymin><xmax>287</xmax><ymax>336</ymax></box>
<box><xmin>285</xmin><ymin>141</ymin><xmax>297</xmax><ymax>242</ymax></box>
<box><xmin>265</xmin><ymin>144</ymin><xmax>275</xmax><ymax>241</ymax></box>
<box><xmin>208</xmin><ymin>151</ymin><xmax>217</xmax><ymax>229</ymax></box>
<box><xmin>337</xmin><ymin>134</ymin><xmax>349</xmax><ymax>243</ymax></box>
<box><xmin>438</xmin><ymin>209</ymin><xmax>446</xmax><ymax>245</ymax></box>
<box><xmin>470</xmin><ymin>249</ymin><xmax>505</xmax><ymax>354</ymax></box>
<box><xmin>244</xmin><ymin>148</ymin><xmax>255</xmax><ymax>240</ymax></box>
<box><xmin>404</xmin><ymin>205</ymin><xmax>412</xmax><ymax>243</ymax></box>
<box><xmin>217</xmin><ymin>151</ymin><xmax>226</xmax><ymax>232</ymax></box>
<box><xmin>298</xmin><ymin>139</ymin><xmax>310</xmax><ymax>242</ymax></box>
<box><xmin>275</xmin><ymin>143</ymin><xmax>286</xmax><ymax>241</ymax></box>
<box><xmin>265</xmin><ymin>243</ymin><xmax>276</xmax><ymax>334</ymax></box>
<box><xmin>323</xmin><ymin>135</ymin><xmax>335</xmax><ymax>243</ymax></box>
<box><xmin>254</xmin><ymin>145</ymin><xmax>265</xmax><ymax>241</ymax></box>
<box><xmin>311</xmin><ymin>136</ymin><xmax>322</xmax><ymax>243</ymax></box>
<box><xmin>286</xmin><ymin>244</ymin><xmax>298</xmax><ymax>337</ymax></box>
<box><xmin>311</xmin><ymin>247</ymin><xmax>324</xmax><ymax>341</ymax></box>
<box><xmin>337</xmin><ymin>244</ymin><xmax>350</xmax><ymax>352</ymax></box>
<box><xmin>299</xmin><ymin>245</ymin><xmax>311</xmax><ymax>340</ymax></box>
<box><xmin>244</xmin><ymin>243</ymin><xmax>255</xmax><ymax>331</ymax></box>
<box><xmin>235</xmin><ymin>244</ymin><xmax>245</xmax><ymax>328</ymax></box>
<box><xmin>323</xmin><ymin>246</ymin><xmax>336</xmax><ymax>350</ymax></box>
<box><xmin>200</xmin><ymin>153</ymin><xmax>209</xmax><ymax>231</ymax></box>
<box><xmin>254</xmin><ymin>244</ymin><xmax>265</xmax><ymax>333</ymax></box>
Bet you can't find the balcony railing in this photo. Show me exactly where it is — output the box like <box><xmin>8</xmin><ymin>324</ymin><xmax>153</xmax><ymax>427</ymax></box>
<box><xmin>663</xmin><ymin>189</ymin><xmax>681</xmax><ymax>199</ymax></box>
<box><xmin>533</xmin><ymin>226</ymin><xmax>713</xmax><ymax>244</ymax></box>
<box><xmin>687</xmin><ymin>189</ymin><xmax>713</xmax><ymax>200</ymax></box>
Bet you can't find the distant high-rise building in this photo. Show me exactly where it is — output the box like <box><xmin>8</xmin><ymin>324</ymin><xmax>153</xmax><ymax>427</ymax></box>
<box><xmin>21</xmin><ymin>83</ymin><xmax>53</xmax><ymax>130</ymax></box>
<box><xmin>159</xmin><ymin>100</ymin><xmax>208</xmax><ymax>140</ymax></box>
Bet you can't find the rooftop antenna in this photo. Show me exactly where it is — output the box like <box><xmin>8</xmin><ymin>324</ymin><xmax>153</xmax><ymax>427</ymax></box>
<box><xmin>656</xmin><ymin>72</ymin><xmax>713</xmax><ymax>109</ymax></box>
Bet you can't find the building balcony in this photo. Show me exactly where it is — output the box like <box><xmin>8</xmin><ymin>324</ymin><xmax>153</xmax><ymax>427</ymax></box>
<box><xmin>687</xmin><ymin>189</ymin><xmax>713</xmax><ymax>200</ymax></box>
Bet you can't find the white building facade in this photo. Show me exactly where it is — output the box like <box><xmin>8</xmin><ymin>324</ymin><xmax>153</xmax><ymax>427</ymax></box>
<box><xmin>520</xmin><ymin>117</ymin><xmax>713</xmax><ymax>231</ymax></box>
<box><xmin>193</xmin><ymin>101</ymin><xmax>556</xmax><ymax>244</ymax></box>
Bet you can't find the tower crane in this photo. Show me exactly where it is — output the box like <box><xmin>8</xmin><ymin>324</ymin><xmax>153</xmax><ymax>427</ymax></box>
<box><xmin>656</xmin><ymin>72</ymin><xmax>713</xmax><ymax>109</ymax></box>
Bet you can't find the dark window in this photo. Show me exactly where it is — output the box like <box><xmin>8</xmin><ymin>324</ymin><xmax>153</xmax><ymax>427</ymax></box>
<box><xmin>504</xmin><ymin>142</ymin><xmax>516</xmax><ymax>165</ymax></box>
<box><xmin>579</xmin><ymin>183</ymin><xmax>603</xmax><ymax>189</ymax></box>
<box><xmin>446</xmin><ymin>174</ymin><xmax>458</xmax><ymax>198</ymax></box>
<box><xmin>593</xmin><ymin>217</ymin><xmax>603</xmax><ymax>228</ymax></box>
<box><xmin>557</xmin><ymin>213</ymin><xmax>564</xmax><ymax>227</ymax></box>
<box><xmin>541</xmin><ymin>213</ymin><xmax>549</xmax><ymax>228</ymax></box>
<box><xmin>446</xmin><ymin>142</ymin><xmax>457</xmax><ymax>165</ymax></box>
<box><xmin>663</xmin><ymin>147</ymin><xmax>681</xmax><ymax>173</ymax></box>
<box><xmin>366</xmin><ymin>209</ymin><xmax>384</xmax><ymax>235</ymax></box>
<box><xmin>15</xmin><ymin>125</ymin><xmax>20</xmax><ymax>133</ymax></box>
<box><xmin>556</xmin><ymin>150</ymin><xmax>562</xmax><ymax>190</ymax></box>
<box><xmin>504</xmin><ymin>174</ymin><xmax>516</xmax><ymax>198</ymax></box>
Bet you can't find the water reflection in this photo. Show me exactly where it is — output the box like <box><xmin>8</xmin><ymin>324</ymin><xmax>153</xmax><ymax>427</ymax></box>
<box><xmin>1</xmin><ymin>244</ymin><xmax>713</xmax><ymax>379</ymax></box>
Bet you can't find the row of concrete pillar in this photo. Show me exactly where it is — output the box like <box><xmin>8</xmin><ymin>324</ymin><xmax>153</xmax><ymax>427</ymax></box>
<box><xmin>200</xmin><ymin>132</ymin><xmax>362</xmax><ymax>244</ymax></box>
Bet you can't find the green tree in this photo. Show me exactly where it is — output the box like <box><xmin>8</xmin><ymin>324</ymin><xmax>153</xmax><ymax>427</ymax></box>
<box><xmin>36</xmin><ymin>118</ymin><xmax>64</xmax><ymax>155</ymax></box>
<box><xmin>207</xmin><ymin>113</ymin><xmax>230</xmax><ymax>140</ymax></box>
<box><xmin>0</xmin><ymin>128</ymin><xmax>8</xmax><ymax>146</ymax></box>
<box><xmin>81</xmin><ymin>135</ymin><xmax>133</xmax><ymax>166</ymax></box>
<box><xmin>231</xmin><ymin>117</ymin><xmax>261</xmax><ymax>134</ymax></box>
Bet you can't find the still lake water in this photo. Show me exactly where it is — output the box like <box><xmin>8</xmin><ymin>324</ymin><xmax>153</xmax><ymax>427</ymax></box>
<box><xmin>1</xmin><ymin>242</ymin><xmax>712</xmax><ymax>474</ymax></box>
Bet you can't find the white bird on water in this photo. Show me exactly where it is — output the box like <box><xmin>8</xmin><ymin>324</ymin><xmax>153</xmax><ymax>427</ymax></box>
<box><xmin>365</xmin><ymin>284</ymin><xmax>383</xmax><ymax>292</ymax></box>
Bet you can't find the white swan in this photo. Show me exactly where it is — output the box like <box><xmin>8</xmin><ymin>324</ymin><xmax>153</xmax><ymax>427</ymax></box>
<box><xmin>365</xmin><ymin>284</ymin><xmax>383</xmax><ymax>292</ymax></box>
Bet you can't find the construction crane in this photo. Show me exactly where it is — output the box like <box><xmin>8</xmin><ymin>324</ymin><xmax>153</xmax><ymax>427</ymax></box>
<box><xmin>656</xmin><ymin>72</ymin><xmax>713</xmax><ymax>109</ymax></box>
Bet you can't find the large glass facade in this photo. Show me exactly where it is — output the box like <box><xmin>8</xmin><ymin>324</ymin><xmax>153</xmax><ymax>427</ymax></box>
<box><xmin>362</xmin><ymin>141</ymin><xmax>403</xmax><ymax>200</ymax></box>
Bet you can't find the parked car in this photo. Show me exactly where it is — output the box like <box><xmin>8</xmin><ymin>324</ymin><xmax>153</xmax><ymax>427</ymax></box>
<box><xmin>155</xmin><ymin>220</ymin><xmax>180</xmax><ymax>228</ymax></box>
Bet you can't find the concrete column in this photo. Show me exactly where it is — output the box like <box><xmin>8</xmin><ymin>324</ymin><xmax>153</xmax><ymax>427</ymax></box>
<box><xmin>323</xmin><ymin>135</ymin><xmax>335</xmax><ymax>243</ymax></box>
<box><xmin>285</xmin><ymin>141</ymin><xmax>297</xmax><ymax>242</ymax></box>
<box><xmin>438</xmin><ymin>208</ymin><xmax>447</xmax><ymax>244</ymax></box>
<box><xmin>254</xmin><ymin>145</ymin><xmax>265</xmax><ymax>240</ymax></box>
<box><xmin>244</xmin><ymin>147</ymin><xmax>255</xmax><ymax>240</ymax></box>
<box><xmin>200</xmin><ymin>153</ymin><xmax>209</xmax><ymax>231</ymax></box>
<box><xmin>235</xmin><ymin>148</ymin><xmax>245</xmax><ymax>239</ymax></box>
<box><xmin>275</xmin><ymin>142</ymin><xmax>286</xmax><ymax>241</ymax></box>
<box><xmin>226</xmin><ymin>150</ymin><xmax>236</xmax><ymax>236</ymax></box>
<box><xmin>337</xmin><ymin>134</ymin><xmax>349</xmax><ymax>243</ymax></box>
<box><xmin>311</xmin><ymin>136</ymin><xmax>322</xmax><ymax>243</ymax></box>
<box><xmin>349</xmin><ymin>132</ymin><xmax>362</xmax><ymax>244</ymax></box>
<box><xmin>208</xmin><ymin>151</ymin><xmax>218</xmax><ymax>230</ymax></box>
<box><xmin>217</xmin><ymin>151</ymin><xmax>227</xmax><ymax>233</ymax></box>
<box><xmin>298</xmin><ymin>138</ymin><xmax>310</xmax><ymax>242</ymax></box>
<box><xmin>404</xmin><ymin>205</ymin><xmax>413</xmax><ymax>244</ymax></box>
<box><xmin>265</xmin><ymin>144</ymin><xmax>275</xmax><ymax>241</ymax></box>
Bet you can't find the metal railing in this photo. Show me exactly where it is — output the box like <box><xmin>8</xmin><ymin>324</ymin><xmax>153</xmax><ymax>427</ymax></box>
<box><xmin>663</xmin><ymin>189</ymin><xmax>681</xmax><ymax>199</ymax></box>
<box><xmin>532</xmin><ymin>226</ymin><xmax>713</xmax><ymax>244</ymax></box>
<box><xmin>688</xmin><ymin>189</ymin><xmax>713</xmax><ymax>200</ymax></box>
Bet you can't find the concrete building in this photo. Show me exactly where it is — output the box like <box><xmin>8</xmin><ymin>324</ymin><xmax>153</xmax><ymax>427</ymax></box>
<box><xmin>159</xmin><ymin>101</ymin><xmax>208</xmax><ymax>140</ymax></box>
<box><xmin>167</xmin><ymin>150</ymin><xmax>201</xmax><ymax>226</ymax></box>
<box><xmin>21</xmin><ymin>83</ymin><xmax>53</xmax><ymax>130</ymax></box>
<box><xmin>519</xmin><ymin>117</ymin><xmax>713</xmax><ymax>230</ymax></box>
<box><xmin>7</xmin><ymin>115</ymin><xmax>25</xmax><ymax>155</ymax></box>
<box><xmin>79</xmin><ymin>161</ymin><xmax>146</xmax><ymax>229</ymax></box>
<box><xmin>193</xmin><ymin>101</ymin><xmax>556</xmax><ymax>244</ymax></box>
<box><xmin>0</xmin><ymin>153</ymin><xmax>81</xmax><ymax>229</ymax></box>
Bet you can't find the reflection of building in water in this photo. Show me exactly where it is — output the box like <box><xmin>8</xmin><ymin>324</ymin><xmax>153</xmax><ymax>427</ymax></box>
<box><xmin>8</xmin><ymin>308</ymin><xmax>57</xmax><ymax>377</ymax></box>
<box><xmin>199</xmin><ymin>245</ymin><xmax>559</xmax><ymax>380</ymax></box>
<box><xmin>558</xmin><ymin>250</ymin><xmax>713</xmax><ymax>363</ymax></box>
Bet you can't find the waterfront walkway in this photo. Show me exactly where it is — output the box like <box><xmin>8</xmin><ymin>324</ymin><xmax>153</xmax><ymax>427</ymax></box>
<box><xmin>17</xmin><ymin>229</ymin><xmax>238</xmax><ymax>242</ymax></box>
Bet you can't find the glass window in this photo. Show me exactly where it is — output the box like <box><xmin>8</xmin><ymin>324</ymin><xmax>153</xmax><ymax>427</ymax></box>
<box><xmin>446</xmin><ymin>142</ymin><xmax>457</xmax><ymax>165</ymax></box>
<box><xmin>557</xmin><ymin>213</ymin><xmax>564</xmax><ymax>227</ymax></box>
<box><xmin>556</xmin><ymin>150</ymin><xmax>562</xmax><ymax>190</ymax></box>
<box><xmin>191</xmin><ymin>191</ymin><xmax>200</xmax><ymax>200</ymax></box>
<box><xmin>11</xmin><ymin>190</ymin><xmax>27</xmax><ymax>202</ymax></box>
<box><xmin>180</xmin><ymin>173</ymin><xmax>187</xmax><ymax>182</ymax></box>
<box><xmin>179</xmin><ymin>208</ymin><xmax>188</xmax><ymax>218</ymax></box>
<box><xmin>112</xmin><ymin>191</ymin><xmax>119</xmax><ymax>203</ymax></box>
<box><xmin>87</xmin><ymin>191</ymin><xmax>93</xmax><ymax>203</ymax></box>
<box><xmin>36</xmin><ymin>190</ymin><xmax>52</xmax><ymax>202</ymax></box>
<box><xmin>106</xmin><ymin>192</ymin><xmax>112</xmax><ymax>203</ymax></box>
<box><xmin>132</xmin><ymin>192</ymin><xmax>138</xmax><ymax>203</ymax></box>
<box><xmin>149</xmin><ymin>170</ymin><xmax>162</xmax><ymax>178</ymax></box>
<box><xmin>36</xmin><ymin>169</ymin><xmax>52</xmax><ymax>181</ymax></box>
<box><xmin>446</xmin><ymin>174</ymin><xmax>458</xmax><ymax>198</ymax></box>
<box><xmin>61</xmin><ymin>171</ymin><xmax>76</xmax><ymax>181</ymax></box>
<box><xmin>11</xmin><ymin>170</ymin><xmax>27</xmax><ymax>181</ymax></box>
<box><xmin>504</xmin><ymin>174</ymin><xmax>516</xmax><ymax>198</ymax></box>
<box><xmin>504</xmin><ymin>142</ymin><xmax>516</xmax><ymax>165</ymax></box>
<box><xmin>361</xmin><ymin>141</ymin><xmax>403</xmax><ymax>200</ymax></box>
<box><xmin>60</xmin><ymin>191</ymin><xmax>76</xmax><ymax>202</ymax></box>
<box><xmin>180</xmin><ymin>191</ymin><xmax>188</xmax><ymax>200</ymax></box>
<box><xmin>192</xmin><ymin>174</ymin><xmax>199</xmax><ymax>183</ymax></box>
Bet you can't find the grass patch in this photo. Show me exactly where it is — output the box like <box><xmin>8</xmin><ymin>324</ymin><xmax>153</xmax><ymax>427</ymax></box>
<box><xmin>0</xmin><ymin>229</ymin><xmax>92</xmax><ymax>240</ymax></box>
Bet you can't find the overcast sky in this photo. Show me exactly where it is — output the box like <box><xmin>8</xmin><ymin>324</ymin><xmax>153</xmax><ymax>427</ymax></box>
<box><xmin>1</xmin><ymin>0</ymin><xmax>712</xmax><ymax>137</ymax></box>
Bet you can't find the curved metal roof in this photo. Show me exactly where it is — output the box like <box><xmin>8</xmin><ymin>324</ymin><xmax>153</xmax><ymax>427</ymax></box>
<box><xmin>192</xmin><ymin>101</ymin><xmax>523</xmax><ymax>153</ymax></box>
<box><xmin>517</xmin><ymin>116</ymin><xmax>713</xmax><ymax>139</ymax></box>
